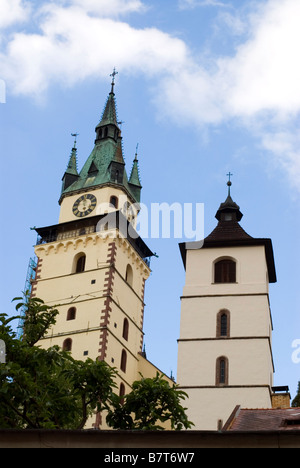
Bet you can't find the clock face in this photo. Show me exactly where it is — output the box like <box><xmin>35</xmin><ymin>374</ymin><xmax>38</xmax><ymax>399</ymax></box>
<box><xmin>72</xmin><ymin>194</ymin><xmax>97</xmax><ymax>218</ymax></box>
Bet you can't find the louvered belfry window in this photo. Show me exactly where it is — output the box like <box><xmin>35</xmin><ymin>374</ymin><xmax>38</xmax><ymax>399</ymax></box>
<box><xmin>215</xmin><ymin>259</ymin><xmax>236</xmax><ymax>283</ymax></box>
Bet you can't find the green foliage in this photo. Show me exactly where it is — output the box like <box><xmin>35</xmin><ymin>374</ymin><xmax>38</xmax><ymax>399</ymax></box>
<box><xmin>107</xmin><ymin>373</ymin><xmax>194</xmax><ymax>431</ymax></box>
<box><xmin>0</xmin><ymin>294</ymin><xmax>193</xmax><ymax>431</ymax></box>
<box><xmin>292</xmin><ymin>381</ymin><xmax>300</xmax><ymax>407</ymax></box>
<box><xmin>0</xmin><ymin>294</ymin><xmax>117</xmax><ymax>429</ymax></box>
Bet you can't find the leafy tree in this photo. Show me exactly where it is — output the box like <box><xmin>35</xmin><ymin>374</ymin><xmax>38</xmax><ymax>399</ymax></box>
<box><xmin>106</xmin><ymin>372</ymin><xmax>194</xmax><ymax>431</ymax></box>
<box><xmin>0</xmin><ymin>294</ymin><xmax>193</xmax><ymax>431</ymax></box>
<box><xmin>292</xmin><ymin>382</ymin><xmax>300</xmax><ymax>407</ymax></box>
<box><xmin>0</xmin><ymin>295</ymin><xmax>117</xmax><ymax>429</ymax></box>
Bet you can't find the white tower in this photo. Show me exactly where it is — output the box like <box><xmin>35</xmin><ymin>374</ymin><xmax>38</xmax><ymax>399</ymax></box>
<box><xmin>177</xmin><ymin>180</ymin><xmax>277</xmax><ymax>430</ymax></box>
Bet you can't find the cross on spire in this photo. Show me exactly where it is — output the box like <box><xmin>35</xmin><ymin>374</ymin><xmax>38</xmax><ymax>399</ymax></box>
<box><xmin>226</xmin><ymin>172</ymin><xmax>233</xmax><ymax>195</ymax></box>
<box><xmin>110</xmin><ymin>68</ymin><xmax>118</xmax><ymax>93</ymax></box>
<box><xmin>227</xmin><ymin>172</ymin><xmax>233</xmax><ymax>182</ymax></box>
<box><xmin>135</xmin><ymin>143</ymin><xmax>139</xmax><ymax>160</ymax></box>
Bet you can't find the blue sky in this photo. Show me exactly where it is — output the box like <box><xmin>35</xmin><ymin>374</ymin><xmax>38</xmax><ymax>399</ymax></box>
<box><xmin>0</xmin><ymin>0</ymin><xmax>299</xmax><ymax>398</ymax></box>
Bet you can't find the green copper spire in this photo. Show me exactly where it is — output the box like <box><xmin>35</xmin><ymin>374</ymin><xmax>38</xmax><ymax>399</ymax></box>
<box><xmin>66</xmin><ymin>134</ymin><xmax>79</xmax><ymax>175</ymax></box>
<box><xmin>60</xmin><ymin>71</ymin><xmax>142</xmax><ymax>205</ymax></box>
<box><xmin>128</xmin><ymin>145</ymin><xmax>142</xmax><ymax>203</ymax></box>
<box><xmin>95</xmin><ymin>68</ymin><xmax>119</xmax><ymax>133</ymax></box>
<box><xmin>61</xmin><ymin>135</ymin><xmax>79</xmax><ymax>192</ymax></box>
<box><xmin>66</xmin><ymin>148</ymin><xmax>78</xmax><ymax>175</ymax></box>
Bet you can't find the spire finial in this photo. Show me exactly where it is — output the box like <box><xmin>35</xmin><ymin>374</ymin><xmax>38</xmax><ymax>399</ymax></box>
<box><xmin>135</xmin><ymin>143</ymin><xmax>139</xmax><ymax>161</ymax></box>
<box><xmin>71</xmin><ymin>132</ymin><xmax>79</xmax><ymax>149</ymax></box>
<box><xmin>110</xmin><ymin>67</ymin><xmax>118</xmax><ymax>93</ymax></box>
<box><xmin>226</xmin><ymin>171</ymin><xmax>233</xmax><ymax>196</ymax></box>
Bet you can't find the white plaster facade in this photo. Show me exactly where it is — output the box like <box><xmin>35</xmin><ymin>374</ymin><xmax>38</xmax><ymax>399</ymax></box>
<box><xmin>177</xmin><ymin>196</ymin><xmax>276</xmax><ymax>431</ymax></box>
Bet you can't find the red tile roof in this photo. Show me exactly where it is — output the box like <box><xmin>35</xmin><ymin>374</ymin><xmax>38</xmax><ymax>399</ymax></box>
<box><xmin>204</xmin><ymin>220</ymin><xmax>253</xmax><ymax>242</ymax></box>
<box><xmin>224</xmin><ymin>406</ymin><xmax>300</xmax><ymax>432</ymax></box>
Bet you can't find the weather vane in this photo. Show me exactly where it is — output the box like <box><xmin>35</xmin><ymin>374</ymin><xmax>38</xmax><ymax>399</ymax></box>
<box><xmin>110</xmin><ymin>68</ymin><xmax>118</xmax><ymax>92</ymax></box>
<box><xmin>71</xmin><ymin>133</ymin><xmax>79</xmax><ymax>149</ymax></box>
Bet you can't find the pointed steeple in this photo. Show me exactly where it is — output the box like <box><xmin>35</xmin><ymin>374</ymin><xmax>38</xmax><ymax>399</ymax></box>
<box><xmin>215</xmin><ymin>177</ymin><xmax>243</xmax><ymax>222</ymax></box>
<box><xmin>66</xmin><ymin>134</ymin><xmax>79</xmax><ymax>176</ymax></box>
<box><xmin>205</xmin><ymin>174</ymin><xmax>251</xmax><ymax>242</ymax></box>
<box><xmin>61</xmin><ymin>135</ymin><xmax>79</xmax><ymax>192</ymax></box>
<box><xmin>97</xmin><ymin>89</ymin><xmax>119</xmax><ymax>128</ymax></box>
<box><xmin>95</xmin><ymin>68</ymin><xmax>120</xmax><ymax>140</ymax></box>
<box><xmin>129</xmin><ymin>146</ymin><xmax>142</xmax><ymax>185</ymax></box>
<box><xmin>59</xmin><ymin>71</ymin><xmax>142</xmax><ymax>205</ymax></box>
<box><xmin>129</xmin><ymin>145</ymin><xmax>142</xmax><ymax>203</ymax></box>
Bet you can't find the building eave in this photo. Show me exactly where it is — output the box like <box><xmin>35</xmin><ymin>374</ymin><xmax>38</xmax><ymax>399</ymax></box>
<box><xmin>35</xmin><ymin>212</ymin><xmax>154</xmax><ymax>260</ymax></box>
<box><xmin>179</xmin><ymin>237</ymin><xmax>277</xmax><ymax>283</ymax></box>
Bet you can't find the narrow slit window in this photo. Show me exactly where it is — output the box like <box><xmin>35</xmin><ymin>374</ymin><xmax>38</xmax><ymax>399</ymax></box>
<box><xmin>122</xmin><ymin>318</ymin><xmax>129</xmax><ymax>341</ymax></box>
<box><xmin>216</xmin><ymin>356</ymin><xmax>229</xmax><ymax>386</ymax></box>
<box><xmin>120</xmin><ymin>349</ymin><xmax>127</xmax><ymax>373</ymax></box>
<box><xmin>119</xmin><ymin>383</ymin><xmax>126</xmax><ymax>405</ymax></box>
<box><xmin>217</xmin><ymin>309</ymin><xmax>230</xmax><ymax>338</ymax></box>
<box><xmin>125</xmin><ymin>264</ymin><xmax>133</xmax><ymax>287</ymax></box>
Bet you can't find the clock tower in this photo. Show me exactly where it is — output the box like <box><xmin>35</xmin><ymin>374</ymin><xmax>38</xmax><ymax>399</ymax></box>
<box><xmin>30</xmin><ymin>74</ymin><xmax>163</xmax><ymax>428</ymax></box>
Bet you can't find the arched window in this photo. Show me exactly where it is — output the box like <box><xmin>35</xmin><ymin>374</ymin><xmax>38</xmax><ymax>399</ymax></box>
<box><xmin>214</xmin><ymin>259</ymin><xmax>236</xmax><ymax>283</ymax></box>
<box><xmin>74</xmin><ymin>253</ymin><xmax>86</xmax><ymax>273</ymax></box>
<box><xmin>104</xmin><ymin>127</ymin><xmax>108</xmax><ymax>137</ymax></box>
<box><xmin>67</xmin><ymin>307</ymin><xmax>76</xmax><ymax>321</ymax></box>
<box><xmin>122</xmin><ymin>318</ymin><xmax>129</xmax><ymax>341</ymax></box>
<box><xmin>63</xmin><ymin>338</ymin><xmax>72</xmax><ymax>352</ymax></box>
<box><xmin>110</xmin><ymin>196</ymin><xmax>118</xmax><ymax>209</ymax></box>
<box><xmin>125</xmin><ymin>264</ymin><xmax>133</xmax><ymax>287</ymax></box>
<box><xmin>120</xmin><ymin>349</ymin><xmax>127</xmax><ymax>373</ymax></box>
<box><xmin>216</xmin><ymin>356</ymin><xmax>229</xmax><ymax>386</ymax></box>
<box><xmin>119</xmin><ymin>383</ymin><xmax>126</xmax><ymax>405</ymax></box>
<box><xmin>217</xmin><ymin>309</ymin><xmax>230</xmax><ymax>338</ymax></box>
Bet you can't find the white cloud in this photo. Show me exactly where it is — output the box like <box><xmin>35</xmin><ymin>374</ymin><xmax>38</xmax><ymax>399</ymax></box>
<box><xmin>166</xmin><ymin>0</ymin><xmax>300</xmax><ymax>124</ymax></box>
<box><xmin>261</xmin><ymin>129</ymin><xmax>300</xmax><ymax>191</ymax></box>
<box><xmin>0</xmin><ymin>0</ymin><xmax>31</xmax><ymax>28</ymax></box>
<box><xmin>69</xmin><ymin>0</ymin><xmax>146</xmax><ymax>17</ymax></box>
<box><xmin>178</xmin><ymin>0</ymin><xmax>230</xmax><ymax>9</ymax></box>
<box><xmin>1</xmin><ymin>0</ymin><xmax>300</xmax><ymax>191</ymax></box>
<box><xmin>161</xmin><ymin>0</ymin><xmax>300</xmax><ymax>190</ymax></box>
<box><xmin>0</xmin><ymin>1</ymin><xmax>188</xmax><ymax>97</ymax></box>
<box><xmin>222</xmin><ymin>0</ymin><xmax>300</xmax><ymax>118</ymax></box>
